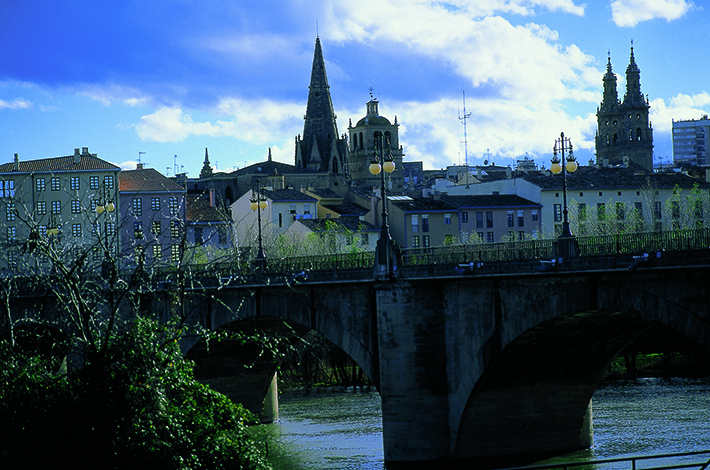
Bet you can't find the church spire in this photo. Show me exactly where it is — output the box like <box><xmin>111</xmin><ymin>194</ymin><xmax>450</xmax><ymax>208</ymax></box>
<box><xmin>295</xmin><ymin>37</ymin><xmax>348</xmax><ymax>176</ymax></box>
<box><xmin>600</xmin><ymin>51</ymin><xmax>619</xmax><ymax>112</ymax></box>
<box><xmin>623</xmin><ymin>41</ymin><xmax>644</xmax><ymax>106</ymax></box>
<box><xmin>200</xmin><ymin>147</ymin><xmax>213</xmax><ymax>178</ymax></box>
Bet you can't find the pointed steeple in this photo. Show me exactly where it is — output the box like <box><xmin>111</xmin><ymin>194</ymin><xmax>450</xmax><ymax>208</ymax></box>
<box><xmin>623</xmin><ymin>42</ymin><xmax>644</xmax><ymax>106</ymax></box>
<box><xmin>600</xmin><ymin>52</ymin><xmax>619</xmax><ymax>112</ymax></box>
<box><xmin>200</xmin><ymin>147</ymin><xmax>213</xmax><ymax>178</ymax></box>
<box><xmin>295</xmin><ymin>37</ymin><xmax>346</xmax><ymax>174</ymax></box>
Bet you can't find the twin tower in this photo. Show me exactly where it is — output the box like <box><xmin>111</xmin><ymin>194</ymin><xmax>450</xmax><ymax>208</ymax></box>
<box><xmin>595</xmin><ymin>46</ymin><xmax>654</xmax><ymax>171</ymax></box>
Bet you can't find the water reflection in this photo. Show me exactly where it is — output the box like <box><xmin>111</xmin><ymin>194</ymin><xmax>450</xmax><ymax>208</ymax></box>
<box><xmin>252</xmin><ymin>378</ymin><xmax>710</xmax><ymax>470</ymax></box>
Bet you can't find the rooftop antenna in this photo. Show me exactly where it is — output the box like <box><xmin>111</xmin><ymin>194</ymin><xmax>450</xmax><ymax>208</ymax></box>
<box><xmin>458</xmin><ymin>91</ymin><xmax>471</xmax><ymax>167</ymax></box>
<box><xmin>138</xmin><ymin>151</ymin><xmax>146</xmax><ymax>164</ymax></box>
<box><xmin>166</xmin><ymin>167</ymin><xmax>171</xmax><ymax>177</ymax></box>
<box><xmin>174</xmin><ymin>155</ymin><xmax>179</xmax><ymax>175</ymax></box>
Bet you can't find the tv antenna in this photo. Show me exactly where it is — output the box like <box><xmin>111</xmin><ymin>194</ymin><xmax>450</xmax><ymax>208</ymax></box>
<box><xmin>138</xmin><ymin>151</ymin><xmax>146</xmax><ymax>164</ymax></box>
<box><xmin>458</xmin><ymin>91</ymin><xmax>471</xmax><ymax>167</ymax></box>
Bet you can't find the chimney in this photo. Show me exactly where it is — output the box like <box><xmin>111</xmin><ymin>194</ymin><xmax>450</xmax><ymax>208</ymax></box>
<box><xmin>82</xmin><ymin>147</ymin><xmax>89</xmax><ymax>155</ymax></box>
<box><xmin>13</xmin><ymin>153</ymin><xmax>19</xmax><ymax>172</ymax></box>
<box><xmin>136</xmin><ymin>163</ymin><xmax>144</xmax><ymax>170</ymax></box>
<box><xmin>74</xmin><ymin>148</ymin><xmax>81</xmax><ymax>164</ymax></box>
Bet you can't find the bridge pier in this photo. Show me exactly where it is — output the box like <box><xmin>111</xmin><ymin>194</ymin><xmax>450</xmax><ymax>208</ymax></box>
<box><xmin>375</xmin><ymin>281</ymin><xmax>451</xmax><ymax>461</ymax></box>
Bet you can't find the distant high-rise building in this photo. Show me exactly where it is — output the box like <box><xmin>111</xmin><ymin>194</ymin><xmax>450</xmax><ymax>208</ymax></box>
<box><xmin>595</xmin><ymin>45</ymin><xmax>654</xmax><ymax>171</ymax></box>
<box><xmin>672</xmin><ymin>115</ymin><xmax>709</xmax><ymax>167</ymax></box>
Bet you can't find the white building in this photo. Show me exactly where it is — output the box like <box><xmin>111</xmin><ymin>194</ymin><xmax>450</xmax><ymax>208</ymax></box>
<box><xmin>672</xmin><ymin>115</ymin><xmax>710</xmax><ymax>167</ymax></box>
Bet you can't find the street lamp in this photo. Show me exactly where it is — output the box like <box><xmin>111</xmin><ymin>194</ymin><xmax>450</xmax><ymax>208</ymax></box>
<box><xmin>551</xmin><ymin>131</ymin><xmax>579</xmax><ymax>257</ymax></box>
<box><xmin>369</xmin><ymin>133</ymin><xmax>399</xmax><ymax>279</ymax></box>
<box><xmin>95</xmin><ymin>185</ymin><xmax>116</xmax><ymax>278</ymax></box>
<box><xmin>250</xmin><ymin>178</ymin><xmax>268</xmax><ymax>271</ymax></box>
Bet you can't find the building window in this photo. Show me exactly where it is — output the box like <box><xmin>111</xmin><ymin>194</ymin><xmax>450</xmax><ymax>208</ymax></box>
<box><xmin>507</xmin><ymin>211</ymin><xmax>514</xmax><ymax>227</ymax></box>
<box><xmin>71</xmin><ymin>200</ymin><xmax>81</xmax><ymax>214</ymax></box>
<box><xmin>654</xmin><ymin>202</ymin><xmax>662</xmax><ymax>219</ymax></box>
<box><xmin>36</xmin><ymin>178</ymin><xmax>45</xmax><ymax>192</ymax></box>
<box><xmin>303</xmin><ymin>204</ymin><xmax>310</xmax><ymax>215</ymax></box>
<box><xmin>477</xmin><ymin>232</ymin><xmax>484</xmax><ymax>242</ymax></box>
<box><xmin>133</xmin><ymin>198</ymin><xmax>142</xmax><ymax>216</ymax></box>
<box><xmin>411</xmin><ymin>215</ymin><xmax>419</xmax><ymax>233</ymax></box>
<box><xmin>169</xmin><ymin>197</ymin><xmax>179</xmax><ymax>216</ymax></box>
<box><xmin>6</xmin><ymin>203</ymin><xmax>16</xmax><ymax>221</ymax></box>
<box><xmin>195</xmin><ymin>227</ymin><xmax>203</xmax><ymax>244</ymax></box>
<box><xmin>444</xmin><ymin>213</ymin><xmax>452</xmax><ymax>225</ymax></box>
<box><xmin>1</xmin><ymin>180</ymin><xmax>15</xmax><ymax>198</ymax></box>
<box><xmin>219</xmin><ymin>227</ymin><xmax>228</xmax><ymax>244</ymax></box>
<box><xmin>486</xmin><ymin>211</ymin><xmax>493</xmax><ymax>228</ymax></box>
<box><xmin>52</xmin><ymin>201</ymin><xmax>61</xmax><ymax>214</ymax></box>
<box><xmin>412</xmin><ymin>235</ymin><xmax>419</xmax><ymax>248</ymax></box>
<box><xmin>531</xmin><ymin>210</ymin><xmax>539</xmax><ymax>222</ymax></box>
<box><xmin>90</xmin><ymin>200</ymin><xmax>97</xmax><ymax>213</ymax></box>
<box><xmin>70</xmin><ymin>177</ymin><xmax>80</xmax><ymax>191</ymax></box>
<box><xmin>508</xmin><ymin>231</ymin><xmax>515</xmax><ymax>241</ymax></box>
<box><xmin>422</xmin><ymin>215</ymin><xmax>429</xmax><ymax>232</ymax></box>
<box><xmin>423</xmin><ymin>235</ymin><xmax>430</xmax><ymax>248</ymax></box>
<box><xmin>92</xmin><ymin>222</ymin><xmax>100</xmax><ymax>236</ymax></box>
<box><xmin>134</xmin><ymin>245</ymin><xmax>145</xmax><ymax>263</ymax></box>
<box><xmin>289</xmin><ymin>204</ymin><xmax>296</xmax><ymax>214</ymax></box>
<box><xmin>51</xmin><ymin>178</ymin><xmax>60</xmax><ymax>191</ymax></box>
<box><xmin>37</xmin><ymin>201</ymin><xmax>47</xmax><ymax>215</ymax></box>
<box><xmin>90</xmin><ymin>176</ymin><xmax>99</xmax><ymax>190</ymax></box>
<box><xmin>171</xmin><ymin>245</ymin><xmax>180</xmax><ymax>262</ymax></box>
<box><xmin>361</xmin><ymin>233</ymin><xmax>369</xmax><ymax>246</ymax></box>
<box><xmin>634</xmin><ymin>202</ymin><xmax>643</xmax><ymax>216</ymax></box>
<box><xmin>170</xmin><ymin>220</ymin><xmax>180</xmax><ymax>238</ymax></box>
<box><xmin>104</xmin><ymin>175</ymin><xmax>114</xmax><ymax>189</ymax></box>
<box><xmin>8</xmin><ymin>250</ymin><xmax>17</xmax><ymax>269</ymax></box>
<box><xmin>553</xmin><ymin>204</ymin><xmax>562</xmax><ymax>222</ymax></box>
<box><xmin>517</xmin><ymin>210</ymin><xmax>524</xmax><ymax>227</ymax></box>
<box><xmin>7</xmin><ymin>226</ymin><xmax>16</xmax><ymax>242</ymax></box>
<box><xmin>578</xmin><ymin>203</ymin><xmax>586</xmax><ymax>221</ymax></box>
<box><xmin>134</xmin><ymin>221</ymin><xmax>143</xmax><ymax>239</ymax></box>
<box><xmin>461</xmin><ymin>211</ymin><xmax>468</xmax><ymax>223</ymax></box>
<box><xmin>616</xmin><ymin>202</ymin><xmax>625</xmax><ymax>220</ymax></box>
<box><xmin>106</xmin><ymin>222</ymin><xmax>116</xmax><ymax>237</ymax></box>
<box><xmin>518</xmin><ymin>231</ymin><xmax>525</xmax><ymax>241</ymax></box>
<box><xmin>151</xmin><ymin>197</ymin><xmax>160</xmax><ymax>211</ymax></box>
<box><xmin>153</xmin><ymin>245</ymin><xmax>162</xmax><ymax>260</ymax></box>
<box><xmin>152</xmin><ymin>221</ymin><xmax>161</xmax><ymax>235</ymax></box>
<box><xmin>597</xmin><ymin>203</ymin><xmax>606</xmax><ymax>219</ymax></box>
<box><xmin>476</xmin><ymin>211</ymin><xmax>483</xmax><ymax>228</ymax></box>
<box><xmin>72</xmin><ymin>224</ymin><xmax>82</xmax><ymax>238</ymax></box>
<box><xmin>486</xmin><ymin>232</ymin><xmax>494</xmax><ymax>243</ymax></box>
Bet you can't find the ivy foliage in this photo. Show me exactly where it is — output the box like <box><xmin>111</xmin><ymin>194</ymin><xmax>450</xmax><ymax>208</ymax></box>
<box><xmin>0</xmin><ymin>317</ymin><xmax>272</xmax><ymax>470</ymax></box>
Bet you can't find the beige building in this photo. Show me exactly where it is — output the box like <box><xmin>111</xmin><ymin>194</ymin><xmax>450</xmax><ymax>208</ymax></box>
<box><xmin>0</xmin><ymin>148</ymin><xmax>120</xmax><ymax>275</ymax></box>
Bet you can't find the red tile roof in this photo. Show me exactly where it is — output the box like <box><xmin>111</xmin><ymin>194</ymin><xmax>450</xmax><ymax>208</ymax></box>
<box><xmin>0</xmin><ymin>154</ymin><xmax>120</xmax><ymax>173</ymax></box>
<box><xmin>119</xmin><ymin>168</ymin><xmax>186</xmax><ymax>192</ymax></box>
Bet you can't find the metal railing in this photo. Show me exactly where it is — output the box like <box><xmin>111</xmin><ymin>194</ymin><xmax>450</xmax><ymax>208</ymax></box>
<box><xmin>495</xmin><ymin>450</ymin><xmax>710</xmax><ymax>470</ymax></box>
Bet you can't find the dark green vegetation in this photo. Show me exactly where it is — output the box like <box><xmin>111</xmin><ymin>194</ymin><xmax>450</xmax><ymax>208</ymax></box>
<box><xmin>0</xmin><ymin>318</ymin><xmax>272</xmax><ymax>470</ymax></box>
<box><xmin>278</xmin><ymin>331</ymin><xmax>370</xmax><ymax>389</ymax></box>
<box><xmin>604</xmin><ymin>325</ymin><xmax>710</xmax><ymax>381</ymax></box>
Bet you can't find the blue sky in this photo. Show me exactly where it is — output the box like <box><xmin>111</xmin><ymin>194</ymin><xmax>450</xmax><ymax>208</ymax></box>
<box><xmin>0</xmin><ymin>0</ymin><xmax>707</xmax><ymax>177</ymax></box>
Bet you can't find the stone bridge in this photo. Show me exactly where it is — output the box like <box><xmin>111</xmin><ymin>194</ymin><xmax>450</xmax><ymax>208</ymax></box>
<box><xmin>167</xmin><ymin>250</ymin><xmax>710</xmax><ymax>463</ymax></box>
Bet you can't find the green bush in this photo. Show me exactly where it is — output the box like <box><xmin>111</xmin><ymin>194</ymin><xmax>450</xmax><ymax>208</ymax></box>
<box><xmin>0</xmin><ymin>317</ymin><xmax>271</xmax><ymax>470</ymax></box>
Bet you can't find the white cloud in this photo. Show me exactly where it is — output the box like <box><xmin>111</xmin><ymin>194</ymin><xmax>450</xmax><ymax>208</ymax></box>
<box><xmin>136</xmin><ymin>108</ymin><xmax>220</xmax><ymax>143</ymax></box>
<box><xmin>611</xmin><ymin>0</ymin><xmax>695</xmax><ymax>27</ymax></box>
<box><xmin>0</xmin><ymin>98</ymin><xmax>32</xmax><ymax>110</ymax></box>
<box><xmin>650</xmin><ymin>93</ymin><xmax>710</xmax><ymax>133</ymax></box>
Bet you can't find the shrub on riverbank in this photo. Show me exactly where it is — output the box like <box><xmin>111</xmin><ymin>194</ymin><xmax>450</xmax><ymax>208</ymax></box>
<box><xmin>0</xmin><ymin>317</ymin><xmax>272</xmax><ymax>470</ymax></box>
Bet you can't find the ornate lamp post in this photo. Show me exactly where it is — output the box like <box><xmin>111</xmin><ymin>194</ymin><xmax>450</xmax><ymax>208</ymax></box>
<box><xmin>369</xmin><ymin>133</ymin><xmax>398</xmax><ymax>279</ymax></box>
<box><xmin>551</xmin><ymin>131</ymin><xmax>579</xmax><ymax>257</ymax></box>
<box><xmin>250</xmin><ymin>178</ymin><xmax>268</xmax><ymax>271</ymax></box>
<box><xmin>95</xmin><ymin>185</ymin><xmax>116</xmax><ymax>278</ymax></box>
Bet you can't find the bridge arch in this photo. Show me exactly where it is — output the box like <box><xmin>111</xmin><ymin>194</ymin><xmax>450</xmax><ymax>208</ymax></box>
<box><xmin>185</xmin><ymin>283</ymin><xmax>380</xmax><ymax>417</ymax></box>
<box><xmin>451</xmin><ymin>268</ymin><xmax>710</xmax><ymax>460</ymax></box>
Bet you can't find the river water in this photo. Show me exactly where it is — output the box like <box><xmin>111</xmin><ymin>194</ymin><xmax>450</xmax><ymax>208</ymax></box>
<box><xmin>252</xmin><ymin>378</ymin><xmax>710</xmax><ymax>470</ymax></box>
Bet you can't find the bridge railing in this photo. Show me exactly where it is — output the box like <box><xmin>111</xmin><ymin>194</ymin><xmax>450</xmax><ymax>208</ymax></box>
<box><xmin>495</xmin><ymin>449</ymin><xmax>710</xmax><ymax>470</ymax></box>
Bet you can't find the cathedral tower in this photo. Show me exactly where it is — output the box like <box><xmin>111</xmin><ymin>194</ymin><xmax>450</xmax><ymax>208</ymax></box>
<box><xmin>595</xmin><ymin>45</ymin><xmax>654</xmax><ymax>171</ymax></box>
<box><xmin>295</xmin><ymin>37</ymin><xmax>349</xmax><ymax>179</ymax></box>
<box><xmin>348</xmin><ymin>97</ymin><xmax>404</xmax><ymax>191</ymax></box>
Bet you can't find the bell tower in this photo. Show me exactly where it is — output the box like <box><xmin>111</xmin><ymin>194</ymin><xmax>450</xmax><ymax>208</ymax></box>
<box><xmin>348</xmin><ymin>96</ymin><xmax>404</xmax><ymax>191</ymax></box>
<box><xmin>595</xmin><ymin>44</ymin><xmax>653</xmax><ymax>171</ymax></box>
